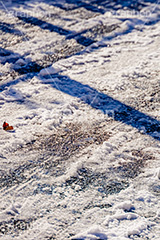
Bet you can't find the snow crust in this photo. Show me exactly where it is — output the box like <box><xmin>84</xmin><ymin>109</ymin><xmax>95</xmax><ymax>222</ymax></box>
<box><xmin>0</xmin><ymin>0</ymin><xmax>160</xmax><ymax>239</ymax></box>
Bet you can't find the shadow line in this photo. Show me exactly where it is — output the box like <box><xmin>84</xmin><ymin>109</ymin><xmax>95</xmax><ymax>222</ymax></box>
<box><xmin>17</xmin><ymin>15</ymin><xmax>96</xmax><ymax>47</ymax></box>
<box><xmin>0</xmin><ymin>1</ymin><xmax>159</xmax><ymax>141</ymax></box>
<box><xmin>39</xmin><ymin>73</ymin><xmax>160</xmax><ymax>141</ymax></box>
<box><xmin>0</xmin><ymin>53</ymin><xmax>159</xmax><ymax>141</ymax></box>
<box><xmin>0</xmin><ymin>47</ymin><xmax>43</xmax><ymax>74</ymax></box>
<box><xmin>50</xmin><ymin>0</ymin><xmax>159</xmax><ymax>13</ymax></box>
<box><xmin>0</xmin><ymin>21</ymin><xmax>23</xmax><ymax>35</ymax></box>
<box><xmin>4</xmin><ymin>0</ymin><xmax>159</xmax><ymax>12</ymax></box>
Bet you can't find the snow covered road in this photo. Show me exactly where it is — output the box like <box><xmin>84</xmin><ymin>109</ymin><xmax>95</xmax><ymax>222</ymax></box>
<box><xmin>0</xmin><ymin>1</ymin><xmax>160</xmax><ymax>239</ymax></box>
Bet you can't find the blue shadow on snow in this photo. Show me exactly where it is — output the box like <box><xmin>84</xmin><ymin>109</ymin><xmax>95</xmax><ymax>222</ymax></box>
<box><xmin>17</xmin><ymin>15</ymin><xmax>96</xmax><ymax>47</ymax></box>
<box><xmin>0</xmin><ymin>21</ymin><xmax>24</xmax><ymax>35</ymax></box>
<box><xmin>0</xmin><ymin>47</ymin><xmax>159</xmax><ymax>141</ymax></box>
<box><xmin>0</xmin><ymin>47</ymin><xmax>43</xmax><ymax>74</ymax></box>
<box><xmin>39</xmin><ymin>73</ymin><xmax>160</xmax><ymax>140</ymax></box>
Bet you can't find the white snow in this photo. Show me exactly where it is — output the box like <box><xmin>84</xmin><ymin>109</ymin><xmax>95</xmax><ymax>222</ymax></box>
<box><xmin>39</xmin><ymin>66</ymin><xmax>61</xmax><ymax>76</ymax></box>
<box><xmin>0</xmin><ymin>0</ymin><xmax>160</xmax><ymax>239</ymax></box>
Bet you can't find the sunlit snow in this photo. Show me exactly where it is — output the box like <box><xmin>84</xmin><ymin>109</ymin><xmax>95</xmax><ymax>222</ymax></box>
<box><xmin>0</xmin><ymin>0</ymin><xmax>160</xmax><ymax>239</ymax></box>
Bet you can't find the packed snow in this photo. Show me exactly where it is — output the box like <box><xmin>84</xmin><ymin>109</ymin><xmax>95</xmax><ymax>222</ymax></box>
<box><xmin>0</xmin><ymin>0</ymin><xmax>160</xmax><ymax>239</ymax></box>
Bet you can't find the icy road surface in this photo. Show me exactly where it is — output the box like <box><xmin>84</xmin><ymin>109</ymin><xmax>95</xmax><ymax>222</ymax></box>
<box><xmin>0</xmin><ymin>1</ymin><xmax>160</xmax><ymax>239</ymax></box>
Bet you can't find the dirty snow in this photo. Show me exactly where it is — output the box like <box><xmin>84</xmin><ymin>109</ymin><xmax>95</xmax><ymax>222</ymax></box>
<box><xmin>0</xmin><ymin>0</ymin><xmax>160</xmax><ymax>239</ymax></box>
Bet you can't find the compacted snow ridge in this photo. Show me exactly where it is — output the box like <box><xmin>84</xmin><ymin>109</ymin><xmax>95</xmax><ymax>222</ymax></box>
<box><xmin>0</xmin><ymin>1</ymin><xmax>160</xmax><ymax>239</ymax></box>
